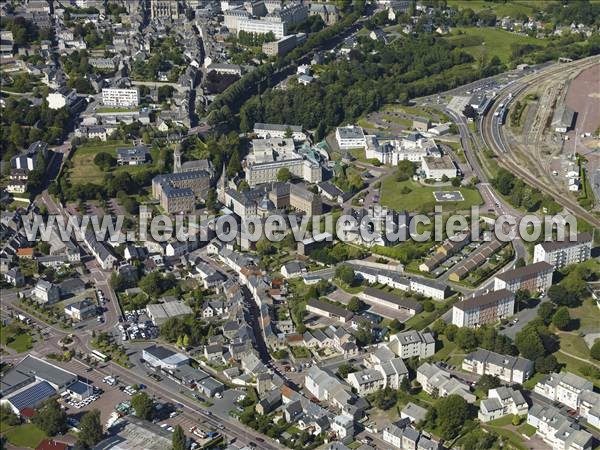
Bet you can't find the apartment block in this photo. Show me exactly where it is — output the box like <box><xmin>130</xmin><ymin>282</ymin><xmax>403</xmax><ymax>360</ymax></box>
<box><xmin>534</xmin><ymin>372</ymin><xmax>594</xmax><ymax>410</ymax></box>
<box><xmin>452</xmin><ymin>289</ymin><xmax>515</xmax><ymax>328</ymax></box>
<box><xmin>388</xmin><ymin>330</ymin><xmax>435</xmax><ymax>359</ymax></box>
<box><xmin>533</xmin><ymin>233</ymin><xmax>593</xmax><ymax>269</ymax></box>
<box><xmin>479</xmin><ymin>387</ymin><xmax>528</xmax><ymax>422</ymax></box>
<box><xmin>493</xmin><ymin>261</ymin><xmax>554</xmax><ymax>294</ymax></box>
<box><xmin>527</xmin><ymin>404</ymin><xmax>593</xmax><ymax>450</ymax></box>
<box><xmin>463</xmin><ymin>348</ymin><xmax>533</xmax><ymax>384</ymax></box>
<box><xmin>416</xmin><ymin>363</ymin><xmax>475</xmax><ymax>403</ymax></box>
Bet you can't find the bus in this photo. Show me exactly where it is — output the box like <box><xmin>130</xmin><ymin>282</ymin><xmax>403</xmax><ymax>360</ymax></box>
<box><xmin>91</xmin><ymin>350</ymin><xmax>110</xmax><ymax>362</ymax></box>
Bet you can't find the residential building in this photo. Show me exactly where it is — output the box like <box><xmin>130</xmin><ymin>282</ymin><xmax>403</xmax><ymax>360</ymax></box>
<box><xmin>347</xmin><ymin>369</ymin><xmax>385</xmax><ymax>395</ymax></box>
<box><xmin>479</xmin><ymin>387</ymin><xmax>528</xmax><ymax>422</ymax></box>
<box><xmin>101</xmin><ymin>88</ymin><xmax>139</xmax><ymax>107</ymax></box>
<box><xmin>388</xmin><ymin>330</ymin><xmax>435</xmax><ymax>359</ymax></box>
<box><xmin>64</xmin><ymin>299</ymin><xmax>97</xmax><ymax>321</ymax></box>
<box><xmin>4</xmin><ymin>268</ymin><xmax>24</xmax><ymax>287</ymax></box>
<box><xmin>463</xmin><ymin>348</ymin><xmax>533</xmax><ymax>384</ymax></box>
<box><xmin>32</xmin><ymin>280</ymin><xmax>60</xmax><ymax>304</ymax></box>
<box><xmin>452</xmin><ymin>289</ymin><xmax>515</xmax><ymax>328</ymax></box>
<box><xmin>416</xmin><ymin>363</ymin><xmax>475</xmax><ymax>403</ymax></box>
<box><xmin>534</xmin><ymin>372</ymin><xmax>594</xmax><ymax>410</ymax></box>
<box><xmin>401</xmin><ymin>402</ymin><xmax>427</xmax><ymax>424</ymax></box>
<box><xmin>533</xmin><ymin>233</ymin><xmax>593</xmax><ymax>269</ymax></box>
<box><xmin>527</xmin><ymin>404</ymin><xmax>593</xmax><ymax>450</ymax></box>
<box><xmin>116</xmin><ymin>146</ymin><xmax>149</xmax><ymax>166</ymax></box>
<box><xmin>493</xmin><ymin>262</ymin><xmax>554</xmax><ymax>294</ymax></box>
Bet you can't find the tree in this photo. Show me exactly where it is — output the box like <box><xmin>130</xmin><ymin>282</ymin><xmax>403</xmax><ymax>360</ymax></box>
<box><xmin>548</xmin><ymin>284</ymin><xmax>579</xmax><ymax>307</ymax></box>
<box><xmin>335</xmin><ymin>264</ymin><xmax>355</xmax><ymax>286</ymax></box>
<box><xmin>535</xmin><ymin>354</ymin><xmax>558</xmax><ymax>374</ymax></box>
<box><xmin>396</xmin><ymin>160</ymin><xmax>415</xmax><ymax>181</ymax></box>
<box><xmin>205</xmin><ymin>189</ymin><xmax>218</xmax><ymax>213</ymax></box>
<box><xmin>451</xmin><ymin>177</ymin><xmax>461</xmax><ymax>187</ymax></box>
<box><xmin>348</xmin><ymin>296</ymin><xmax>364</xmax><ymax>313</ymax></box>
<box><xmin>77</xmin><ymin>410</ymin><xmax>103</xmax><ymax>448</ymax></box>
<box><xmin>423</xmin><ymin>301</ymin><xmax>434</xmax><ymax>312</ymax></box>
<box><xmin>476</xmin><ymin>374</ymin><xmax>501</xmax><ymax>391</ymax></box>
<box><xmin>515</xmin><ymin>327</ymin><xmax>546</xmax><ymax>360</ymax></box>
<box><xmin>551</xmin><ymin>307</ymin><xmax>571</xmax><ymax>330</ymax></box>
<box><xmin>172</xmin><ymin>425</ymin><xmax>186</xmax><ymax>450</ymax></box>
<box><xmin>226</xmin><ymin>150</ymin><xmax>241</xmax><ymax>177</ymax></box>
<box><xmin>515</xmin><ymin>289</ymin><xmax>530</xmax><ymax>310</ymax></box>
<box><xmin>461</xmin><ymin>428</ymin><xmax>498</xmax><ymax>450</ymax></box>
<box><xmin>34</xmin><ymin>398</ymin><xmax>67</xmax><ymax>436</ymax></box>
<box><xmin>591</xmin><ymin>340</ymin><xmax>600</xmax><ymax>361</ymax></box>
<box><xmin>277</xmin><ymin>167</ymin><xmax>291</xmax><ymax>182</ymax></box>
<box><xmin>462</xmin><ymin>104</ymin><xmax>477</xmax><ymax>119</ymax></box>
<box><xmin>515</xmin><ymin>257</ymin><xmax>526</xmax><ymax>268</ymax></box>
<box><xmin>537</xmin><ymin>302</ymin><xmax>555</xmax><ymax>325</ymax></box>
<box><xmin>455</xmin><ymin>328</ymin><xmax>478</xmax><ymax>350</ymax></box>
<box><xmin>131</xmin><ymin>392</ymin><xmax>154</xmax><ymax>420</ymax></box>
<box><xmin>337</xmin><ymin>363</ymin><xmax>357</xmax><ymax>379</ymax></box>
<box><xmin>444</xmin><ymin>324</ymin><xmax>459</xmax><ymax>341</ymax></box>
<box><xmin>431</xmin><ymin>319</ymin><xmax>447</xmax><ymax>336</ymax></box>
<box><xmin>256</xmin><ymin>238</ymin><xmax>275</xmax><ymax>256</ymax></box>
<box><xmin>425</xmin><ymin>395</ymin><xmax>471</xmax><ymax>440</ymax></box>
<box><xmin>93</xmin><ymin>152</ymin><xmax>116</xmax><ymax>170</ymax></box>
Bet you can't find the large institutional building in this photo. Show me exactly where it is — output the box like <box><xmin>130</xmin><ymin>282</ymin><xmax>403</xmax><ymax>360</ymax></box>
<box><xmin>151</xmin><ymin>148</ymin><xmax>212</xmax><ymax>213</ymax></box>
<box><xmin>244</xmin><ymin>138</ymin><xmax>322</xmax><ymax>186</ymax></box>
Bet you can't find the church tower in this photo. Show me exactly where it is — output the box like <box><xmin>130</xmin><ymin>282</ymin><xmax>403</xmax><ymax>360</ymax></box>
<box><xmin>173</xmin><ymin>145</ymin><xmax>182</xmax><ymax>173</ymax></box>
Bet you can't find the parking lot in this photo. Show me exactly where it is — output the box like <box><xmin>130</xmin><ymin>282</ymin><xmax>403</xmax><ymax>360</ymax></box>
<box><xmin>116</xmin><ymin>309</ymin><xmax>159</xmax><ymax>342</ymax></box>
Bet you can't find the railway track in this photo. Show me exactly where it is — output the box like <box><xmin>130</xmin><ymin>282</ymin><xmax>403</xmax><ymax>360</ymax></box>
<box><xmin>481</xmin><ymin>56</ymin><xmax>600</xmax><ymax>229</ymax></box>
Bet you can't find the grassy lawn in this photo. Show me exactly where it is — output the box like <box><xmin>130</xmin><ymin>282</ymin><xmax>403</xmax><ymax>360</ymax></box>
<box><xmin>483</xmin><ymin>424</ymin><xmax>528</xmax><ymax>450</ymax></box>
<box><xmin>290</xmin><ymin>346</ymin><xmax>311</xmax><ymax>359</ymax></box>
<box><xmin>0</xmin><ymin>325</ymin><xmax>33</xmax><ymax>353</ymax></box>
<box><xmin>445</xmin><ymin>27</ymin><xmax>547</xmax><ymax>64</ymax></box>
<box><xmin>432</xmin><ymin>336</ymin><xmax>457</xmax><ymax>361</ymax></box>
<box><xmin>380</xmin><ymin>177</ymin><xmax>483</xmax><ymax>213</ymax></box>
<box><xmin>522</xmin><ymin>372</ymin><xmax>546</xmax><ymax>390</ymax></box>
<box><xmin>569</xmin><ymin>298</ymin><xmax>600</xmax><ymax>334</ymax></box>
<box><xmin>554</xmin><ymin>352</ymin><xmax>600</xmax><ymax>389</ymax></box>
<box><xmin>557</xmin><ymin>332</ymin><xmax>591</xmax><ymax>360</ymax></box>
<box><xmin>68</xmin><ymin>141</ymin><xmax>129</xmax><ymax>185</ymax></box>
<box><xmin>2</xmin><ymin>423</ymin><xmax>48</xmax><ymax>448</ymax></box>
<box><xmin>519</xmin><ymin>423</ymin><xmax>537</xmax><ymax>437</ymax></box>
<box><xmin>488</xmin><ymin>415</ymin><xmax>516</xmax><ymax>427</ymax></box>
<box><xmin>446</xmin><ymin>0</ymin><xmax>554</xmax><ymax>17</ymax></box>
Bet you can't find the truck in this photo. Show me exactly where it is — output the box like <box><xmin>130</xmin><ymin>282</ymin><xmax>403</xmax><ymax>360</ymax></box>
<box><xmin>17</xmin><ymin>314</ymin><xmax>31</xmax><ymax>325</ymax></box>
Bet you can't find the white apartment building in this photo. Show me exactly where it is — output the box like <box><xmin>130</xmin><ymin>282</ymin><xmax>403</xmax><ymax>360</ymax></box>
<box><xmin>336</xmin><ymin>125</ymin><xmax>366</xmax><ymax>149</ymax></box>
<box><xmin>254</xmin><ymin>123</ymin><xmax>306</xmax><ymax>141</ymax></box>
<box><xmin>463</xmin><ymin>348</ymin><xmax>533</xmax><ymax>384</ymax></box>
<box><xmin>534</xmin><ymin>372</ymin><xmax>594</xmax><ymax>410</ymax></box>
<box><xmin>533</xmin><ymin>233</ymin><xmax>593</xmax><ymax>269</ymax></box>
<box><xmin>416</xmin><ymin>363</ymin><xmax>475</xmax><ymax>403</ymax></box>
<box><xmin>347</xmin><ymin>368</ymin><xmax>385</xmax><ymax>395</ymax></box>
<box><xmin>388</xmin><ymin>330</ymin><xmax>435</xmax><ymax>359</ymax></box>
<box><xmin>493</xmin><ymin>261</ymin><xmax>554</xmax><ymax>294</ymax></box>
<box><xmin>452</xmin><ymin>289</ymin><xmax>515</xmax><ymax>328</ymax></box>
<box><xmin>101</xmin><ymin>88</ymin><xmax>139</xmax><ymax>107</ymax></box>
<box><xmin>479</xmin><ymin>387</ymin><xmax>528</xmax><ymax>422</ymax></box>
<box><xmin>527</xmin><ymin>404</ymin><xmax>593</xmax><ymax>450</ymax></box>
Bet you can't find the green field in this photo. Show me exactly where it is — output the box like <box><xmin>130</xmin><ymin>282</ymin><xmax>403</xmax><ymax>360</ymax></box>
<box><xmin>2</xmin><ymin>423</ymin><xmax>48</xmax><ymax>448</ymax></box>
<box><xmin>446</xmin><ymin>1</ymin><xmax>555</xmax><ymax>17</ymax></box>
<box><xmin>0</xmin><ymin>325</ymin><xmax>33</xmax><ymax>353</ymax></box>
<box><xmin>445</xmin><ymin>27</ymin><xmax>547</xmax><ymax>63</ymax></box>
<box><xmin>380</xmin><ymin>177</ymin><xmax>483</xmax><ymax>213</ymax></box>
<box><xmin>67</xmin><ymin>141</ymin><xmax>129</xmax><ymax>185</ymax></box>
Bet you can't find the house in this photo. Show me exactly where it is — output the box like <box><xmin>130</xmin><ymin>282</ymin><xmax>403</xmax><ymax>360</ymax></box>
<box><xmin>479</xmin><ymin>387</ymin><xmax>528</xmax><ymax>422</ymax></box>
<box><xmin>388</xmin><ymin>330</ymin><xmax>435</xmax><ymax>359</ymax></box>
<box><xmin>462</xmin><ymin>348</ymin><xmax>534</xmax><ymax>384</ymax></box>
<box><xmin>142</xmin><ymin>345</ymin><xmax>189</xmax><ymax>370</ymax></box>
<box><xmin>401</xmin><ymin>402</ymin><xmax>427</xmax><ymax>424</ymax></box>
<box><xmin>256</xmin><ymin>389</ymin><xmax>282</xmax><ymax>415</ymax></box>
<box><xmin>204</xmin><ymin>344</ymin><xmax>223</xmax><ymax>361</ymax></box>
<box><xmin>534</xmin><ymin>372</ymin><xmax>594</xmax><ymax>410</ymax></box>
<box><xmin>281</xmin><ymin>261</ymin><xmax>306</xmax><ymax>279</ymax></box>
<box><xmin>197</xmin><ymin>377</ymin><xmax>225</xmax><ymax>398</ymax></box>
<box><xmin>4</xmin><ymin>267</ymin><xmax>24</xmax><ymax>287</ymax></box>
<box><xmin>64</xmin><ymin>299</ymin><xmax>97</xmax><ymax>321</ymax></box>
<box><xmin>331</xmin><ymin>414</ymin><xmax>354</xmax><ymax>441</ymax></box>
<box><xmin>32</xmin><ymin>279</ymin><xmax>60</xmax><ymax>304</ymax></box>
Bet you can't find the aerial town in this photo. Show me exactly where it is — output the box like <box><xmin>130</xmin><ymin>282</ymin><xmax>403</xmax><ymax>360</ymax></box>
<box><xmin>0</xmin><ymin>1</ymin><xmax>599</xmax><ymax>450</ymax></box>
